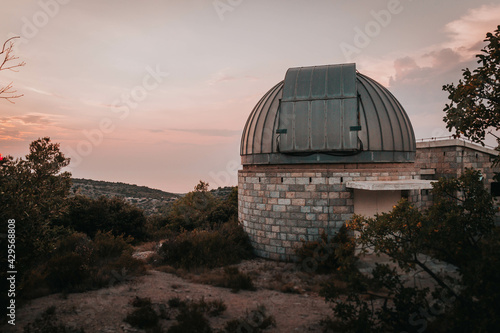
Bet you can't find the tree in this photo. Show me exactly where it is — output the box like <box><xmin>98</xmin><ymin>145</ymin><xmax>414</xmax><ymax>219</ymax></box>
<box><xmin>166</xmin><ymin>180</ymin><xmax>217</xmax><ymax>231</ymax></box>
<box><xmin>321</xmin><ymin>170</ymin><xmax>500</xmax><ymax>332</ymax></box>
<box><xmin>443</xmin><ymin>26</ymin><xmax>500</xmax><ymax>146</ymax></box>
<box><xmin>55</xmin><ymin>195</ymin><xmax>147</xmax><ymax>241</ymax></box>
<box><xmin>0</xmin><ymin>37</ymin><xmax>25</xmax><ymax>103</ymax></box>
<box><xmin>0</xmin><ymin>138</ymin><xmax>72</xmax><ymax>273</ymax></box>
<box><xmin>0</xmin><ymin>138</ymin><xmax>72</xmax><ymax>313</ymax></box>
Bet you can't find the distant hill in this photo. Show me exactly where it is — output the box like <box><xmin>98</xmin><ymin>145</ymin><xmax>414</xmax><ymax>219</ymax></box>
<box><xmin>71</xmin><ymin>178</ymin><xmax>179</xmax><ymax>215</ymax></box>
<box><xmin>70</xmin><ymin>178</ymin><xmax>236</xmax><ymax>216</ymax></box>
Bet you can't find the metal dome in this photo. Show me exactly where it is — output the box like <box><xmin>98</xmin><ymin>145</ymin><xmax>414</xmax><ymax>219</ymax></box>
<box><xmin>241</xmin><ymin>63</ymin><xmax>416</xmax><ymax>165</ymax></box>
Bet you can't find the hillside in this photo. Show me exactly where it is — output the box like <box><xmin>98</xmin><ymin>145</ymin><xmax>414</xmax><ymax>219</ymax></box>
<box><xmin>70</xmin><ymin>178</ymin><xmax>236</xmax><ymax>216</ymax></box>
<box><xmin>71</xmin><ymin>178</ymin><xmax>179</xmax><ymax>215</ymax></box>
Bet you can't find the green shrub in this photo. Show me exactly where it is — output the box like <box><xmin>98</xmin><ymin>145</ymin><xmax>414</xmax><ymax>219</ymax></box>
<box><xmin>164</xmin><ymin>183</ymin><xmax>239</xmax><ymax>232</ymax></box>
<box><xmin>158</xmin><ymin>221</ymin><xmax>253</xmax><ymax>269</ymax></box>
<box><xmin>124</xmin><ymin>304</ymin><xmax>159</xmax><ymax>329</ymax></box>
<box><xmin>23</xmin><ymin>306</ymin><xmax>85</xmax><ymax>333</ymax></box>
<box><xmin>220</xmin><ymin>266</ymin><xmax>256</xmax><ymax>292</ymax></box>
<box><xmin>295</xmin><ymin>225</ymin><xmax>356</xmax><ymax>274</ymax></box>
<box><xmin>167</xmin><ymin>306</ymin><xmax>212</xmax><ymax>333</ymax></box>
<box><xmin>21</xmin><ymin>231</ymin><xmax>145</xmax><ymax>298</ymax></box>
<box><xmin>55</xmin><ymin>195</ymin><xmax>147</xmax><ymax>241</ymax></box>
<box><xmin>223</xmin><ymin>305</ymin><xmax>275</xmax><ymax>333</ymax></box>
<box><xmin>93</xmin><ymin>231</ymin><xmax>133</xmax><ymax>259</ymax></box>
<box><xmin>167</xmin><ymin>296</ymin><xmax>185</xmax><ymax>308</ymax></box>
<box><xmin>45</xmin><ymin>252</ymin><xmax>87</xmax><ymax>291</ymax></box>
<box><xmin>145</xmin><ymin>215</ymin><xmax>174</xmax><ymax>241</ymax></box>
<box><xmin>130</xmin><ymin>296</ymin><xmax>152</xmax><ymax>308</ymax></box>
<box><xmin>188</xmin><ymin>297</ymin><xmax>227</xmax><ymax>317</ymax></box>
<box><xmin>166</xmin><ymin>181</ymin><xmax>216</xmax><ymax>231</ymax></box>
<box><xmin>206</xmin><ymin>187</ymin><xmax>238</xmax><ymax>225</ymax></box>
<box><xmin>193</xmin><ymin>266</ymin><xmax>255</xmax><ymax>292</ymax></box>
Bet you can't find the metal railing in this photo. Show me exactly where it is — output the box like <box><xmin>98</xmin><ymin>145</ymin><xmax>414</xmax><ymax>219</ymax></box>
<box><xmin>417</xmin><ymin>136</ymin><xmax>498</xmax><ymax>150</ymax></box>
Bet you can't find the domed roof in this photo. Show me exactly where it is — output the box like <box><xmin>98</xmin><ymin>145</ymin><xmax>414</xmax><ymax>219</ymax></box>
<box><xmin>241</xmin><ymin>63</ymin><xmax>415</xmax><ymax>165</ymax></box>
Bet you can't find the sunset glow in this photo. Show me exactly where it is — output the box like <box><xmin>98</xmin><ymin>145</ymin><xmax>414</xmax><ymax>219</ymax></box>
<box><xmin>1</xmin><ymin>0</ymin><xmax>499</xmax><ymax>192</ymax></box>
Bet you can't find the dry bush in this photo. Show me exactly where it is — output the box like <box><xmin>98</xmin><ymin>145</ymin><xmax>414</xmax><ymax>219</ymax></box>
<box><xmin>158</xmin><ymin>221</ymin><xmax>253</xmax><ymax>270</ymax></box>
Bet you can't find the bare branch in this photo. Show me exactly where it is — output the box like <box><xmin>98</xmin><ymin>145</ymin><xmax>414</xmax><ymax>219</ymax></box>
<box><xmin>0</xmin><ymin>37</ymin><xmax>25</xmax><ymax>103</ymax></box>
<box><xmin>0</xmin><ymin>37</ymin><xmax>20</xmax><ymax>54</ymax></box>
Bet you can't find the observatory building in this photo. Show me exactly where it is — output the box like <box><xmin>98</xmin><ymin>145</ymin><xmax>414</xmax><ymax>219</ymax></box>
<box><xmin>238</xmin><ymin>63</ymin><xmax>500</xmax><ymax>261</ymax></box>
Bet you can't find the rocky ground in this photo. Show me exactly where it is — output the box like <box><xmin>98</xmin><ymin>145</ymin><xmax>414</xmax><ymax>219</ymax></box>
<box><xmin>3</xmin><ymin>243</ymin><xmax>456</xmax><ymax>333</ymax></box>
<box><xmin>3</xmin><ymin>256</ymin><xmax>336</xmax><ymax>333</ymax></box>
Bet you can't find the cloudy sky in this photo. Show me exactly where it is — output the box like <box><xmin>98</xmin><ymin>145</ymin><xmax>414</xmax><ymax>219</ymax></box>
<box><xmin>1</xmin><ymin>0</ymin><xmax>499</xmax><ymax>193</ymax></box>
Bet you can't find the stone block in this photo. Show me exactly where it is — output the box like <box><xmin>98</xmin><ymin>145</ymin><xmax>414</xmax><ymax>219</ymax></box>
<box><xmin>318</xmin><ymin>213</ymin><xmax>329</xmax><ymax>221</ymax></box>
<box><xmin>312</xmin><ymin>206</ymin><xmax>323</xmax><ymax>213</ymax></box>
<box><xmin>330</xmin><ymin>198</ymin><xmax>346</xmax><ymax>206</ymax></box>
<box><xmin>277</xmin><ymin>185</ymin><xmax>289</xmax><ymax>191</ymax></box>
<box><xmin>292</xmin><ymin>198</ymin><xmax>306</xmax><ymax>206</ymax></box>
<box><xmin>278</xmin><ymin>198</ymin><xmax>291</xmax><ymax>205</ymax></box>
<box><xmin>266</xmin><ymin>184</ymin><xmax>276</xmax><ymax>191</ymax></box>
<box><xmin>290</xmin><ymin>212</ymin><xmax>306</xmax><ymax>220</ymax></box>
<box><xmin>332</xmin><ymin>206</ymin><xmax>350</xmax><ymax>214</ymax></box>
<box><xmin>308</xmin><ymin>228</ymin><xmax>319</xmax><ymax>235</ymax></box>
<box><xmin>328</xmin><ymin>191</ymin><xmax>340</xmax><ymax>199</ymax></box>
<box><xmin>305</xmin><ymin>185</ymin><xmax>316</xmax><ymax>192</ymax></box>
<box><xmin>276</xmin><ymin>219</ymin><xmax>286</xmax><ymax>226</ymax></box>
<box><xmin>273</xmin><ymin>204</ymin><xmax>286</xmax><ymax>212</ymax></box>
<box><xmin>270</xmin><ymin>239</ymin><xmax>282</xmax><ymax>247</ymax></box>
<box><xmin>316</xmin><ymin>184</ymin><xmax>329</xmax><ymax>192</ymax></box>
<box><xmin>311</xmin><ymin>192</ymin><xmax>322</xmax><ymax>199</ymax></box>
<box><xmin>286</xmin><ymin>205</ymin><xmax>301</xmax><ymax>212</ymax></box>
<box><xmin>292</xmin><ymin>227</ymin><xmax>307</xmax><ymax>234</ymax></box>
<box><xmin>300</xmin><ymin>206</ymin><xmax>311</xmax><ymax>213</ymax></box>
<box><xmin>295</xmin><ymin>192</ymin><xmax>312</xmax><ymax>199</ymax></box>
<box><xmin>289</xmin><ymin>184</ymin><xmax>305</xmax><ymax>192</ymax></box>
<box><xmin>265</xmin><ymin>245</ymin><xmax>277</xmax><ymax>253</ymax></box>
<box><xmin>311</xmin><ymin>177</ymin><xmax>326</xmax><ymax>185</ymax></box>
<box><xmin>341</xmin><ymin>213</ymin><xmax>354</xmax><ymax>221</ymax></box>
<box><xmin>306</xmin><ymin>213</ymin><xmax>317</xmax><ymax>221</ymax></box>
<box><xmin>296</xmin><ymin>177</ymin><xmax>310</xmax><ymax>185</ymax></box>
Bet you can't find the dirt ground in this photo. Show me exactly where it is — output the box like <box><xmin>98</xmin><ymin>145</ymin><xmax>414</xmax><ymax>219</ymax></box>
<box><xmin>2</xmin><ymin>258</ymin><xmax>336</xmax><ymax>333</ymax></box>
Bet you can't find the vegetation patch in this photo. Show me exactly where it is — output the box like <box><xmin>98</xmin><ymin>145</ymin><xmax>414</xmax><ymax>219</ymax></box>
<box><xmin>193</xmin><ymin>266</ymin><xmax>256</xmax><ymax>293</ymax></box>
<box><xmin>321</xmin><ymin>169</ymin><xmax>500</xmax><ymax>332</ymax></box>
<box><xmin>124</xmin><ymin>303</ymin><xmax>159</xmax><ymax>329</ymax></box>
<box><xmin>23</xmin><ymin>306</ymin><xmax>85</xmax><ymax>333</ymax></box>
<box><xmin>158</xmin><ymin>221</ymin><xmax>253</xmax><ymax>270</ymax></box>
<box><xmin>55</xmin><ymin>195</ymin><xmax>148</xmax><ymax>242</ymax></box>
<box><xmin>21</xmin><ymin>231</ymin><xmax>145</xmax><ymax>298</ymax></box>
<box><xmin>223</xmin><ymin>305</ymin><xmax>276</xmax><ymax>333</ymax></box>
<box><xmin>294</xmin><ymin>225</ymin><xmax>356</xmax><ymax>274</ymax></box>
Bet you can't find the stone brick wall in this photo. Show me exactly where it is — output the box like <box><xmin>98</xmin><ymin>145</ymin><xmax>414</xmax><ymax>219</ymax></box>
<box><xmin>238</xmin><ymin>140</ymin><xmax>500</xmax><ymax>262</ymax></box>
<box><xmin>415</xmin><ymin>140</ymin><xmax>500</xmax><ymax>210</ymax></box>
<box><xmin>238</xmin><ymin>163</ymin><xmax>419</xmax><ymax>261</ymax></box>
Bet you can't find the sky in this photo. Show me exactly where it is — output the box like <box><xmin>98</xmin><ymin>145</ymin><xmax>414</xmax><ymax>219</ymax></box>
<box><xmin>1</xmin><ymin>0</ymin><xmax>499</xmax><ymax>193</ymax></box>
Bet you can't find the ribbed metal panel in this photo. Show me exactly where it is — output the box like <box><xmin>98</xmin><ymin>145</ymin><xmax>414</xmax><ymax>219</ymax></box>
<box><xmin>279</xmin><ymin>64</ymin><xmax>359</xmax><ymax>153</ymax></box>
<box><xmin>241</xmin><ymin>64</ymin><xmax>416</xmax><ymax>165</ymax></box>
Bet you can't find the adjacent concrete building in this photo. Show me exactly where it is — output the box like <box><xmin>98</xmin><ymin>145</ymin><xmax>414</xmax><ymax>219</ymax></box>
<box><xmin>238</xmin><ymin>63</ymin><xmax>499</xmax><ymax>261</ymax></box>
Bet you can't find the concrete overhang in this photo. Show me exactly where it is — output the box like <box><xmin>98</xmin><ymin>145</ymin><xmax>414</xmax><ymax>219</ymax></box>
<box><xmin>346</xmin><ymin>180</ymin><xmax>434</xmax><ymax>191</ymax></box>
